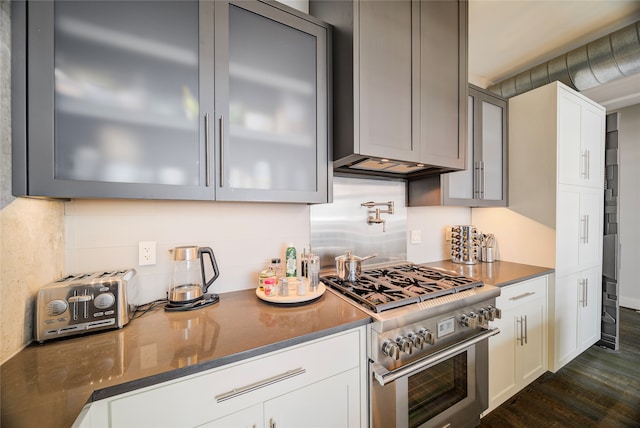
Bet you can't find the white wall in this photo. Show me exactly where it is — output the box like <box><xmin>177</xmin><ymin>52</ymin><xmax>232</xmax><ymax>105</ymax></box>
<box><xmin>65</xmin><ymin>200</ymin><xmax>310</xmax><ymax>304</ymax></box>
<box><xmin>0</xmin><ymin>1</ymin><xmax>66</xmax><ymax>364</ymax></box>
<box><xmin>472</xmin><ymin>207</ymin><xmax>556</xmax><ymax>268</ymax></box>
<box><xmin>64</xmin><ymin>200</ymin><xmax>470</xmax><ymax>305</ymax></box>
<box><xmin>616</xmin><ymin>103</ymin><xmax>640</xmax><ymax>310</ymax></box>
<box><xmin>407</xmin><ymin>206</ymin><xmax>471</xmax><ymax>263</ymax></box>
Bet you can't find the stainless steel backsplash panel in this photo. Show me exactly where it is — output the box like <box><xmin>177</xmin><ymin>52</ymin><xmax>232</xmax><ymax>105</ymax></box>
<box><xmin>310</xmin><ymin>176</ymin><xmax>407</xmax><ymax>271</ymax></box>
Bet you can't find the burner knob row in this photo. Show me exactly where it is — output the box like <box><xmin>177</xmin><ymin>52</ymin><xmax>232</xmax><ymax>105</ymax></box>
<box><xmin>460</xmin><ymin>306</ymin><xmax>502</xmax><ymax>328</ymax></box>
<box><xmin>381</xmin><ymin>328</ymin><xmax>435</xmax><ymax>360</ymax></box>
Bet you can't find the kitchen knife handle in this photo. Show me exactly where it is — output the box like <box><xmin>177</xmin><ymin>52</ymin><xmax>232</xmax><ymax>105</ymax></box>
<box><xmin>204</xmin><ymin>113</ymin><xmax>211</xmax><ymax>187</ymax></box>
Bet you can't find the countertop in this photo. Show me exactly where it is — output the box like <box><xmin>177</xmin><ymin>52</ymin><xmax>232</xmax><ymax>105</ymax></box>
<box><xmin>425</xmin><ymin>259</ymin><xmax>554</xmax><ymax>287</ymax></box>
<box><xmin>1</xmin><ymin>260</ymin><xmax>552</xmax><ymax>427</ymax></box>
<box><xmin>0</xmin><ymin>288</ymin><xmax>370</xmax><ymax>428</ymax></box>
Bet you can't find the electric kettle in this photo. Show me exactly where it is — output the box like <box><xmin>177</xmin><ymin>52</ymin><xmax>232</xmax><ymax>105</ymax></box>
<box><xmin>166</xmin><ymin>246</ymin><xmax>219</xmax><ymax>311</ymax></box>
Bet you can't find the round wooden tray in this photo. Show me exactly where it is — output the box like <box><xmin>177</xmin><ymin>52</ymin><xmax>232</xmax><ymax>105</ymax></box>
<box><xmin>256</xmin><ymin>279</ymin><xmax>326</xmax><ymax>304</ymax></box>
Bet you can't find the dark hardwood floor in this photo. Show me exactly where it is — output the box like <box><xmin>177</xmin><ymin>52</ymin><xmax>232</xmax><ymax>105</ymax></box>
<box><xmin>480</xmin><ymin>307</ymin><xmax>640</xmax><ymax>428</ymax></box>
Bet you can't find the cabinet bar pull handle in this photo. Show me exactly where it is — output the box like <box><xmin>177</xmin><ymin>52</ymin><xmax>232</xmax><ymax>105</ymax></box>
<box><xmin>480</xmin><ymin>161</ymin><xmax>485</xmax><ymax>199</ymax></box>
<box><xmin>474</xmin><ymin>161</ymin><xmax>480</xmax><ymax>198</ymax></box>
<box><xmin>584</xmin><ymin>214</ymin><xmax>589</xmax><ymax>244</ymax></box>
<box><xmin>219</xmin><ymin>115</ymin><xmax>225</xmax><ymax>187</ymax></box>
<box><xmin>205</xmin><ymin>113</ymin><xmax>211</xmax><ymax>187</ymax></box>
<box><xmin>581</xmin><ymin>149</ymin><xmax>588</xmax><ymax>178</ymax></box>
<box><xmin>586</xmin><ymin>149</ymin><xmax>590</xmax><ymax>179</ymax></box>
<box><xmin>584</xmin><ymin>278</ymin><xmax>588</xmax><ymax>307</ymax></box>
<box><xmin>517</xmin><ymin>316</ymin><xmax>524</xmax><ymax>346</ymax></box>
<box><xmin>523</xmin><ymin>315</ymin><xmax>528</xmax><ymax>345</ymax></box>
<box><xmin>215</xmin><ymin>367</ymin><xmax>305</xmax><ymax>402</ymax></box>
<box><xmin>509</xmin><ymin>291</ymin><xmax>536</xmax><ymax>301</ymax></box>
<box><xmin>580</xmin><ymin>215</ymin><xmax>588</xmax><ymax>243</ymax></box>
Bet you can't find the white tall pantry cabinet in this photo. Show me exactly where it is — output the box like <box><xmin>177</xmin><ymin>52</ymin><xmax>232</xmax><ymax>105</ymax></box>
<box><xmin>507</xmin><ymin>81</ymin><xmax>605</xmax><ymax>372</ymax></box>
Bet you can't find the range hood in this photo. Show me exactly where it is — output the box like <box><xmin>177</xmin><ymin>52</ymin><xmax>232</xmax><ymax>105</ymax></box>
<box><xmin>310</xmin><ymin>0</ymin><xmax>468</xmax><ymax>181</ymax></box>
<box><xmin>333</xmin><ymin>155</ymin><xmax>460</xmax><ymax>180</ymax></box>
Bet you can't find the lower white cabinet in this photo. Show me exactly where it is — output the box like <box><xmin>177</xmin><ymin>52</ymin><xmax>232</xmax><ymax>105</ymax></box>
<box><xmin>552</xmin><ymin>266</ymin><xmax>601</xmax><ymax>370</ymax></box>
<box><xmin>82</xmin><ymin>327</ymin><xmax>366</xmax><ymax>428</ymax></box>
<box><xmin>486</xmin><ymin>276</ymin><xmax>548</xmax><ymax>413</ymax></box>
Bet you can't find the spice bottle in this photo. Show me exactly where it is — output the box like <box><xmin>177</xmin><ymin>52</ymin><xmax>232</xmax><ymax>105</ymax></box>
<box><xmin>269</xmin><ymin>258</ymin><xmax>284</xmax><ymax>279</ymax></box>
<box><xmin>285</xmin><ymin>243</ymin><xmax>297</xmax><ymax>277</ymax></box>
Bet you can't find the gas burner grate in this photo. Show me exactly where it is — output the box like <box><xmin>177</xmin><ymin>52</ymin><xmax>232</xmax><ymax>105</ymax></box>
<box><xmin>321</xmin><ymin>263</ymin><xmax>483</xmax><ymax>313</ymax></box>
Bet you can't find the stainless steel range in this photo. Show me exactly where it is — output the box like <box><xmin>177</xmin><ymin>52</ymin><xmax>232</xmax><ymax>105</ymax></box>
<box><xmin>322</xmin><ymin>263</ymin><xmax>502</xmax><ymax>428</ymax></box>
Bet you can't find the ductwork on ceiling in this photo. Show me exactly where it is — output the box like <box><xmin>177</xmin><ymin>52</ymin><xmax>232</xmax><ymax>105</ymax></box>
<box><xmin>488</xmin><ymin>20</ymin><xmax>640</xmax><ymax>98</ymax></box>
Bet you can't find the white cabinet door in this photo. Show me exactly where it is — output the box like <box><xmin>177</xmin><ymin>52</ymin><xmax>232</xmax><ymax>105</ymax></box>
<box><xmin>85</xmin><ymin>328</ymin><xmax>364</xmax><ymax>428</ymax></box>
<box><xmin>581</xmin><ymin>103</ymin><xmax>605</xmax><ymax>188</ymax></box>
<box><xmin>578</xmin><ymin>188</ymin><xmax>603</xmax><ymax>269</ymax></box>
<box><xmin>577</xmin><ymin>266</ymin><xmax>601</xmax><ymax>351</ymax></box>
<box><xmin>557</xmin><ymin>185</ymin><xmax>603</xmax><ymax>275</ymax></box>
<box><xmin>265</xmin><ymin>368</ymin><xmax>361</xmax><ymax>428</ymax></box>
<box><xmin>557</xmin><ymin>187</ymin><xmax>581</xmax><ymax>274</ymax></box>
<box><xmin>554</xmin><ymin>271</ymin><xmax>580</xmax><ymax>369</ymax></box>
<box><xmin>557</xmin><ymin>89</ymin><xmax>604</xmax><ymax>188</ymax></box>
<box><xmin>487</xmin><ymin>276</ymin><xmax>547</xmax><ymax>413</ymax></box>
<box><xmin>554</xmin><ymin>267</ymin><xmax>601</xmax><ymax>370</ymax></box>
<box><xmin>516</xmin><ymin>297</ymin><xmax>546</xmax><ymax>386</ymax></box>
<box><xmin>199</xmin><ymin>404</ymin><xmax>262</xmax><ymax>428</ymax></box>
<box><xmin>487</xmin><ymin>305</ymin><xmax>517</xmax><ymax>411</ymax></box>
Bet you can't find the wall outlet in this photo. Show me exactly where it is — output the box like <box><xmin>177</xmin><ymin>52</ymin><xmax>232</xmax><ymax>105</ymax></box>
<box><xmin>410</xmin><ymin>229</ymin><xmax>422</xmax><ymax>244</ymax></box>
<box><xmin>138</xmin><ymin>241</ymin><xmax>156</xmax><ymax>266</ymax></box>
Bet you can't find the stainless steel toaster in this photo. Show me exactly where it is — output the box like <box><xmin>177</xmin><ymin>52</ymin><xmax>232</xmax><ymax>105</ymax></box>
<box><xmin>35</xmin><ymin>269</ymin><xmax>138</xmax><ymax>343</ymax></box>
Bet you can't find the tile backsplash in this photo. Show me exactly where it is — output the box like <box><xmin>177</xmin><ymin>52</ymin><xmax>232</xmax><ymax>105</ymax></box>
<box><xmin>65</xmin><ymin>199</ymin><xmax>311</xmax><ymax>304</ymax></box>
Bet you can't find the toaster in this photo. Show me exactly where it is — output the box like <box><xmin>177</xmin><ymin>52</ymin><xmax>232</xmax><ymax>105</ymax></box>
<box><xmin>35</xmin><ymin>269</ymin><xmax>138</xmax><ymax>343</ymax></box>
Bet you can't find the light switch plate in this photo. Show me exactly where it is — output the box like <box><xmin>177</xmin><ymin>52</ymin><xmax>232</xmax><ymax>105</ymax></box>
<box><xmin>410</xmin><ymin>230</ymin><xmax>422</xmax><ymax>244</ymax></box>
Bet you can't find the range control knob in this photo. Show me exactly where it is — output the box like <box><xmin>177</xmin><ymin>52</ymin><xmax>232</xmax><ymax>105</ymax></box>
<box><xmin>382</xmin><ymin>339</ymin><xmax>401</xmax><ymax>361</ymax></box>
<box><xmin>476</xmin><ymin>309</ymin><xmax>487</xmax><ymax>325</ymax></box>
<box><xmin>397</xmin><ymin>336</ymin><xmax>414</xmax><ymax>355</ymax></box>
<box><xmin>487</xmin><ymin>305</ymin><xmax>502</xmax><ymax>320</ymax></box>
<box><xmin>418</xmin><ymin>327</ymin><xmax>435</xmax><ymax>346</ymax></box>
<box><xmin>460</xmin><ymin>312</ymin><xmax>478</xmax><ymax>328</ymax></box>
<box><xmin>408</xmin><ymin>331</ymin><xmax>424</xmax><ymax>350</ymax></box>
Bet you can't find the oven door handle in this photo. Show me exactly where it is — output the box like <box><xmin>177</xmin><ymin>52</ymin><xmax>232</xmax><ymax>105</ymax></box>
<box><xmin>371</xmin><ymin>327</ymin><xmax>500</xmax><ymax>386</ymax></box>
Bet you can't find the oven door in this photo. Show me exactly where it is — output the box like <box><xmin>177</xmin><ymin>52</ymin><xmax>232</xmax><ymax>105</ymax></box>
<box><xmin>370</xmin><ymin>328</ymin><xmax>498</xmax><ymax>428</ymax></box>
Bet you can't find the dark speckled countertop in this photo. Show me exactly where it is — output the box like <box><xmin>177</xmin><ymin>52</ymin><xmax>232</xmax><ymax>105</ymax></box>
<box><xmin>425</xmin><ymin>259</ymin><xmax>554</xmax><ymax>287</ymax></box>
<box><xmin>1</xmin><ymin>260</ymin><xmax>551</xmax><ymax>427</ymax></box>
<box><xmin>0</xmin><ymin>288</ymin><xmax>371</xmax><ymax>428</ymax></box>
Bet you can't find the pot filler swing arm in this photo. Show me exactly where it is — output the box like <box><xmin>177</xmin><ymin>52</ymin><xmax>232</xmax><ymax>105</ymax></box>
<box><xmin>361</xmin><ymin>201</ymin><xmax>394</xmax><ymax>232</ymax></box>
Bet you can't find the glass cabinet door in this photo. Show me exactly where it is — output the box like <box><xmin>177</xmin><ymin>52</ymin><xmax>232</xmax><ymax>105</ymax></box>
<box><xmin>441</xmin><ymin>85</ymin><xmax>507</xmax><ymax>207</ymax></box>
<box><xmin>214</xmin><ymin>1</ymin><xmax>329</xmax><ymax>203</ymax></box>
<box><xmin>25</xmin><ymin>1</ymin><xmax>215</xmax><ymax>199</ymax></box>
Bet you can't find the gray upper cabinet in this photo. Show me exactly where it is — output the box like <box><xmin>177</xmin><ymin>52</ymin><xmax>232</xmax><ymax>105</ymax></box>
<box><xmin>309</xmin><ymin>0</ymin><xmax>467</xmax><ymax>179</ymax></box>
<box><xmin>214</xmin><ymin>1</ymin><xmax>330</xmax><ymax>203</ymax></box>
<box><xmin>409</xmin><ymin>84</ymin><xmax>508</xmax><ymax>207</ymax></box>
<box><xmin>13</xmin><ymin>1</ymin><xmax>215</xmax><ymax>200</ymax></box>
<box><xmin>12</xmin><ymin>0</ymin><xmax>330</xmax><ymax>203</ymax></box>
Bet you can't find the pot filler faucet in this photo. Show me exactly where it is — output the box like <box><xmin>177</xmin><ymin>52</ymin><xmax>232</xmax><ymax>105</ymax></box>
<box><xmin>361</xmin><ymin>201</ymin><xmax>394</xmax><ymax>232</ymax></box>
